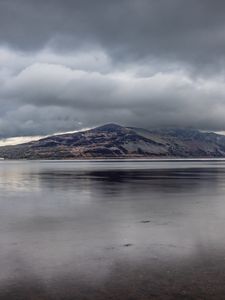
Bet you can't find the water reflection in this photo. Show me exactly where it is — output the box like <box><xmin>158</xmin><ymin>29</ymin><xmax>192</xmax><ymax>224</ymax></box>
<box><xmin>1</xmin><ymin>160</ymin><xmax>225</xmax><ymax>299</ymax></box>
<box><xmin>36</xmin><ymin>167</ymin><xmax>225</xmax><ymax>194</ymax></box>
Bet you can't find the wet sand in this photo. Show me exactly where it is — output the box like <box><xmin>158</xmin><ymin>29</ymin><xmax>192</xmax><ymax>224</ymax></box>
<box><xmin>1</xmin><ymin>160</ymin><xmax>225</xmax><ymax>299</ymax></box>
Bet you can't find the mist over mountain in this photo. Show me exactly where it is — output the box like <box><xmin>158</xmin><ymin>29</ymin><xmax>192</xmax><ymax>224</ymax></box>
<box><xmin>1</xmin><ymin>123</ymin><xmax>225</xmax><ymax>159</ymax></box>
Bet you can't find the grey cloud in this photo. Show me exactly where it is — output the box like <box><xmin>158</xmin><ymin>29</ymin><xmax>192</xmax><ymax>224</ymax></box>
<box><xmin>1</xmin><ymin>1</ymin><xmax>225</xmax><ymax>138</ymax></box>
<box><xmin>1</xmin><ymin>0</ymin><xmax>225</xmax><ymax>71</ymax></box>
<box><xmin>1</xmin><ymin>59</ymin><xmax>225</xmax><ymax>138</ymax></box>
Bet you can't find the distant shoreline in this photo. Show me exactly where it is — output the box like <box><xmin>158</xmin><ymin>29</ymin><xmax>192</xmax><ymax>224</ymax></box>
<box><xmin>1</xmin><ymin>157</ymin><xmax>225</xmax><ymax>162</ymax></box>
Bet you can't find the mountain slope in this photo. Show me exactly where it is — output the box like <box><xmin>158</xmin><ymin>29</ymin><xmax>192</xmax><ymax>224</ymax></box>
<box><xmin>1</xmin><ymin>123</ymin><xmax>225</xmax><ymax>159</ymax></box>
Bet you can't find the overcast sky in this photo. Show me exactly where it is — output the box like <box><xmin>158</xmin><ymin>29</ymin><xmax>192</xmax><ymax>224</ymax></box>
<box><xmin>1</xmin><ymin>0</ymin><xmax>225</xmax><ymax>141</ymax></box>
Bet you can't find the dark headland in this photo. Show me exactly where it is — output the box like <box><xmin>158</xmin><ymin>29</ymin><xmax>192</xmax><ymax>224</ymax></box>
<box><xmin>1</xmin><ymin>123</ymin><xmax>225</xmax><ymax>159</ymax></box>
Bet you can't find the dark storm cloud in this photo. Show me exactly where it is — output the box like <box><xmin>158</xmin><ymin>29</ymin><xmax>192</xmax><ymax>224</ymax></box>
<box><xmin>1</xmin><ymin>0</ymin><xmax>225</xmax><ymax>69</ymax></box>
<box><xmin>1</xmin><ymin>0</ymin><xmax>225</xmax><ymax>139</ymax></box>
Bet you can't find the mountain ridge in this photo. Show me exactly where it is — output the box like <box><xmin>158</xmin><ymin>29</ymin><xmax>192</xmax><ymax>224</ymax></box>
<box><xmin>1</xmin><ymin>123</ymin><xmax>225</xmax><ymax>159</ymax></box>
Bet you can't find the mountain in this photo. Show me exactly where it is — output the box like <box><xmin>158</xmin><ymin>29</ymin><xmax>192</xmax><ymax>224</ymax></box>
<box><xmin>1</xmin><ymin>123</ymin><xmax>225</xmax><ymax>159</ymax></box>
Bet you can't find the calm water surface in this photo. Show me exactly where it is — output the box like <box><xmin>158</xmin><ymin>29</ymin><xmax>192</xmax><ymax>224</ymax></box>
<box><xmin>1</xmin><ymin>160</ymin><xmax>225</xmax><ymax>299</ymax></box>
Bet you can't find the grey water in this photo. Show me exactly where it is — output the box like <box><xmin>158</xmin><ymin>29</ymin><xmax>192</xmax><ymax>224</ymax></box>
<box><xmin>1</xmin><ymin>160</ymin><xmax>225</xmax><ymax>299</ymax></box>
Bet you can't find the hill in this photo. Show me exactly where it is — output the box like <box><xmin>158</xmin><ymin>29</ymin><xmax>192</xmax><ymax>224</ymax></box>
<box><xmin>1</xmin><ymin>123</ymin><xmax>225</xmax><ymax>159</ymax></box>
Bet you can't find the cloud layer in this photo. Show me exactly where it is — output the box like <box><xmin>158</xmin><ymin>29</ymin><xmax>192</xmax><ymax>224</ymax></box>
<box><xmin>1</xmin><ymin>0</ymin><xmax>225</xmax><ymax>138</ymax></box>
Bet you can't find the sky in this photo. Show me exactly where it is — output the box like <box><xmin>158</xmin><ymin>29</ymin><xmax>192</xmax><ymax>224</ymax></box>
<box><xmin>1</xmin><ymin>0</ymin><xmax>225</xmax><ymax>143</ymax></box>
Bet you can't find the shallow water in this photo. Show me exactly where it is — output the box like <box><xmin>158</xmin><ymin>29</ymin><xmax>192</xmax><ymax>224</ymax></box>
<box><xmin>1</xmin><ymin>160</ymin><xmax>225</xmax><ymax>299</ymax></box>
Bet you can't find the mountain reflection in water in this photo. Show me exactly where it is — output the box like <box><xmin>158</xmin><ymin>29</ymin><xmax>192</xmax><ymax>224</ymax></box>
<box><xmin>0</xmin><ymin>160</ymin><xmax>225</xmax><ymax>299</ymax></box>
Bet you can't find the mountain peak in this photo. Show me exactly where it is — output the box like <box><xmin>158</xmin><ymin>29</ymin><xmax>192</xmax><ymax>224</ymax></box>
<box><xmin>94</xmin><ymin>123</ymin><xmax>124</xmax><ymax>132</ymax></box>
